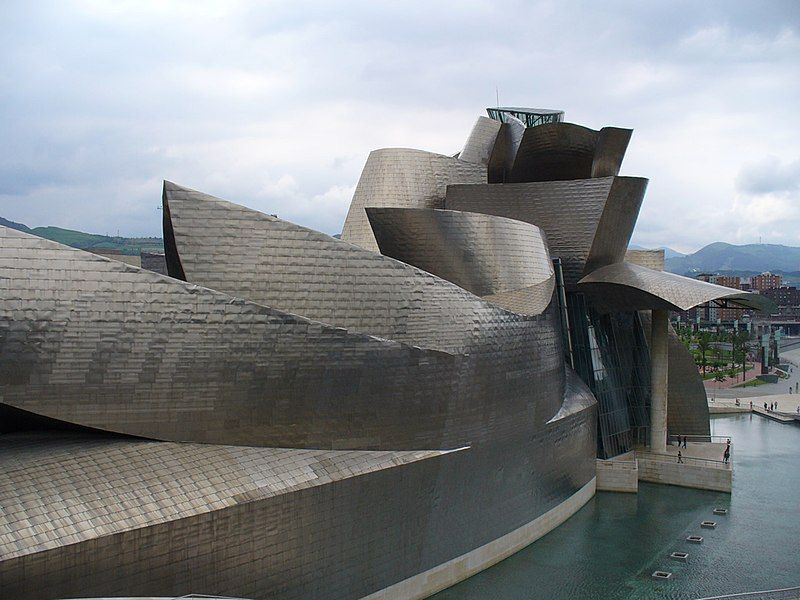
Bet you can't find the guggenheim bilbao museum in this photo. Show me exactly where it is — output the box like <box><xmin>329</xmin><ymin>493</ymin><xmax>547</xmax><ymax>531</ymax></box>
<box><xmin>0</xmin><ymin>107</ymin><xmax>771</xmax><ymax>599</ymax></box>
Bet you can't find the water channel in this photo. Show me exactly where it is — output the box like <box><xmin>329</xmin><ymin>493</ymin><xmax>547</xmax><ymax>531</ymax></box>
<box><xmin>434</xmin><ymin>414</ymin><xmax>800</xmax><ymax>599</ymax></box>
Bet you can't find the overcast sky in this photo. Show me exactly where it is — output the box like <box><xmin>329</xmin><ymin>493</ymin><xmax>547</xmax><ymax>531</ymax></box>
<box><xmin>1</xmin><ymin>1</ymin><xmax>799</xmax><ymax>253</ymax></box>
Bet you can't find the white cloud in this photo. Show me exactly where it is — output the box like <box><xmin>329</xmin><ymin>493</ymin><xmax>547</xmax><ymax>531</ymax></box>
<box><xmin>1</xmin><ymin>0</ymin><xmax>799</xmax><ymax>252</ymax></box>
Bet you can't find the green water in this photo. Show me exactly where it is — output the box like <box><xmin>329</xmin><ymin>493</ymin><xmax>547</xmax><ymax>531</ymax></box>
<box><xmin>433</xmin><ymin>415</ymin><xmax>800</xmax><ymax>599</ymax></box>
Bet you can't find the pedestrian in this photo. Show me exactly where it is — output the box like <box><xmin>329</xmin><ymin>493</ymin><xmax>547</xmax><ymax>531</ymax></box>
<box><xmin>764</xmin><ymin>402</ymin><xmax>768</xmax><ymax>411</ymax></box>
<box><xmin>684</xmin><ymin>435</ymin><xmax>688</xmax><ymax>448</ymax></box>
<box><xmin>749</xmin><ymin>400</ymin><xmax>753</xmax><ymax>411</ymax></box>
<box><xmin>677</xmin><ymin>451</ymin><xmax>683</xmax><ymax>464</ymax></box>
<box><xmin>723</xmin><ymin>446</ymin><xmax>730</xmax><ymax>464</ymax></box>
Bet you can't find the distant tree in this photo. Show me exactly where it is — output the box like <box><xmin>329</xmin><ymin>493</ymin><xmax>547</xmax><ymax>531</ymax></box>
<box><xmin>734</xmin><ymin>330</ymin><xmax>751</xmax><ymax>381</ymax></box>
<box><xmin>697</xmin><ymin>332</ymin><xmax>712</xmax><ymax>375</ymax></box>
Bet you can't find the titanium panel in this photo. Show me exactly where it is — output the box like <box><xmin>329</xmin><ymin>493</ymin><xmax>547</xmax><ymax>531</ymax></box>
<box><xmin>640</xmin><ymin>311</ymin><xmax>711</xmax><ymax>437</ymax></box>
<box><xmin>0</xmin><ymin>101</ymin><xmax>661</xmax><ymax>599</ymax></box>
<box><xmin>459</xmin><ymin>116</ymin><xmax>502</xmax><ymax>166</ymax></box>
<box><xmin>366</xmin><ymin>207</ymin><xmax>555</xmax><ymax>314</ymax></box>
<box><xmin>578</xmin><ymin>261</ymin><xmax>775</xmax><ymax>313</ymax></box>
<box><xmin>0</xmin><ymin>433</ymin><xmax>444</xmax><ymax>562</ymax></box>
<box><xmin>0</xmin><ymin>225</ymin><xmax>565</xmax><ymax>448</ymax></box>
<box><xmin>445</xmin><ymin>176</ymin><xmax>647</xmax><ymax>287</ymax></box>
<box><xmin>625</xmin><ymin>248</ymin><xmax>666</xmax><ymax>271</ymax></box>
<box><xmin>340</xmin><ymin>148</ymin><xmax>486</xmax><ymax>252</ymax></box>
<box><xmin>592</xmin><ymin>127</ymin><xmax>634</xmax><ymax>178</ymax></box>
<box><xmin>0</xmin><ymin>394</ymin><xmax>595</xmax><ymax>600</ymax></box>
<box><xmin>507</xmin><ymin>123</ymin><xmax>631</xmax><ymax>183</ymax></box>
<box><xmin>164</xmin><ymin>182</ymin><xmax>537</xmax><ymax>355</ymax></box>
<box><xmin>548</xmin><ymin>365</ymin><xmax>597</xmax><ymax>422</ymax></box>
<box><xmin>487</xmin><ymin>115</ymin><xmax>526</xmax><ymax>184</ymax></box>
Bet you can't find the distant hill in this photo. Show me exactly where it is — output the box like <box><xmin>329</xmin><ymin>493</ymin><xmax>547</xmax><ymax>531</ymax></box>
<box><xmin>629</xmin><ymin>244</ymin><xmax>685</xmax><ymax>259</ymax></box>
<box><xmin>0</xmin><ymin>217</ymin><xmax>32</xmax><ymax>233</ymax></box>
<box><xmin>665</xmin><ymin>242</ymin><xmax>800</xmax><ymax>276</ymax></box>
<box><xmin>0</xmin><ymin>217</ymin><xmax>163</xmax><ymax>256</ymax></box>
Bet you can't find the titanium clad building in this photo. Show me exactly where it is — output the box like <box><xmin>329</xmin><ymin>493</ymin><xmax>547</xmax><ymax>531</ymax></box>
<box><xmin>0</xmin><ymin>106</ymin><xmax>768</xmax><ymax>599</ymax></box>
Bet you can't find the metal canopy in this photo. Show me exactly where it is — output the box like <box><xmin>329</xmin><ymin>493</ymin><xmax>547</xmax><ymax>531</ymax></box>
<box><xmin>577</xmin><ymin>261</ymin><xmax>776</xmax><ymax>313</ymax></box>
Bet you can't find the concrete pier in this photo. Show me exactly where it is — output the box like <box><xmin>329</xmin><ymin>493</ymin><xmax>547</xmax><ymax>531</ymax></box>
<box><xmin>650</xmin><ymin>308</ymin><xmax>669</xmax><ymax>453</ymax></box>
<box><xmin>596</xmin><ymin>453</ymin><xmax>638</xmax><ymax>492</ymax></box>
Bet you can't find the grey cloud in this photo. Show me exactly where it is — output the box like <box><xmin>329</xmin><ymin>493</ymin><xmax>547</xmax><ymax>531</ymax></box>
<box><xmin>736</xmin><ymin>157</ymin><xmax>800</xmax><ymax>195</ymax></box>
<box><xmin>0</xmin><ymin>0</ymin><xmax>798</xmax><ymax>248</ymax></box>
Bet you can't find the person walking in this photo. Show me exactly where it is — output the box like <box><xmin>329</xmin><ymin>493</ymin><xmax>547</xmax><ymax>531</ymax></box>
<box><xmin>677</xmin><ymin>451</ymin><xmax>683</xmax><ymax>464</ymax></box>
<box><xmin>750</xmin><ymin>400</ymin><xmax>753</xmax><ymax>411</ymax></box>
<box><xmin>723</xmin><ymin>446</ymin><xmax>730</xmax><ymax>464</ymax></box>
<box><xmin>683</xmin><ymin>435</ymin><xmax>688</xmax><ymax>448</ymax></box>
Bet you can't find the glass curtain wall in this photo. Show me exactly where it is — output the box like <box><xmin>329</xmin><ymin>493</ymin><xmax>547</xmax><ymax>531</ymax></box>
<box><xmin>567</xmin><ymin>293</ymin><xmax>651</xmax><ymax>458</ymax></box>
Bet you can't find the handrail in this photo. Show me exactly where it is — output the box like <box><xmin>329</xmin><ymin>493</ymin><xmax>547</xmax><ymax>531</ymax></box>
<box><xmin>696</xmin><ymin>585</ymin><xmax>800</xmax><ymax>599</ymax></box>
<box><xmin>596</xmin><ymin>459</ymin><xmax>637</xmax><ymax>470</ymax></box>
<box><xmin>668</xmin><ymin>434</ymin><xmax>732</xmax><ymax>444</ymax></box>
<box><xmin>636</xmin><ymin>450</ymin><xmax>730</xmax><ymax>470</ymax></box>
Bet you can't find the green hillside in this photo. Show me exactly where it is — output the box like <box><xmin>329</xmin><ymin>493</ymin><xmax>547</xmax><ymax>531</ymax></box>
<box><xmin>1</xmin><ymin>218</ymin><xmax>163</xmax><ymax>255</ymax></box>
<box><xmin>665</xmin><ymin>242</ymin><xmax>800</xmax><ymax>275</ymax></box>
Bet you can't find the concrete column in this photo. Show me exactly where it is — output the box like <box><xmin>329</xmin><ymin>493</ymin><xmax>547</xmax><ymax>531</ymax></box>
<box><xmin>650</xmin><ymin>308</ymin><xmax>669</xmax><ymax>453</ymax></box>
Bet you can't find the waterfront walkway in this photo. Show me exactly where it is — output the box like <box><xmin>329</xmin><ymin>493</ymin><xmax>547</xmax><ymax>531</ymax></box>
<box><xmin>711</xmin><ymin>345</ymin><xmax>800</xmax><ymax>399</ymax></box>
<box><xmin>708</xmin><ymin>396</ymin><xmax>800</xmax><ymax>424</ymax></box>
<box><xmin>598</xmin><ymin>439</ymin><xmax>733</xmax><ymax>493</ymax></box>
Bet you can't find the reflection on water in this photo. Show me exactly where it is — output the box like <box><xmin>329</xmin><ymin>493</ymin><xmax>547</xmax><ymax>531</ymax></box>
<box><xmin>433</xmin><ymin>414</ymin><xmax>800</xmax><ymax>599</ymax></box>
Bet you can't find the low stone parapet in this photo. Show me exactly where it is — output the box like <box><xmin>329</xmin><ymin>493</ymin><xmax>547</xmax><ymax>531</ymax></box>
<box><xmin>596</xmin><ymin>457</ymin><xmax>638</xmax><ymax>492</ymax></box>
<box><xmin>636</xmin><ymin>452</ymin><xmax>731</xmax><ymax>493</ymax></box>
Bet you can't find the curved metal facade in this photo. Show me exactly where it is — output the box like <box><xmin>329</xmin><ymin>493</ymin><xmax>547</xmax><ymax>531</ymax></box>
<box><xmin>459</xmin><ymin>116</ymin><xmax>502</xmax><ymax>166</ymax></box>
<box><xmin>445</xmin><ymin>176</ymin><xmax>647</xmax><ymax>287</ymax></box>
<box><xmin>508</xmin><ymin>122</ymin><xmax>632</xmax><ymax>183</ymax></box>
<box><xmin>578</xmin><ymin>261</ymin><xmax>776</xmax><ymax>313</ymax></box>
<box><xmin>0</xmin><ymin>402</ymin><xmax>595</xmax><ymax>599</ymax></box>
<box><xmin>163</xmin><ymin>182</ymin><xmax>542</xmax><ymax>355</ymax></box>
<box><xmin>366</xmin><ymin>207</ymin><xmax>555</xmax><ymax>315</ymax></box>
<box><xmin>0</xmin><ymin>225</ymin><xmax>566</xmax><ymax>450</ymax></box>
<box><xmin>340</xmin><ymin>148</ymin><xmax>486</xmax><ymax>252</ymax></box>
<box><xmin>487</xmin><ymin>115</ymin><xmax>525</xmax><ymax>183</ymax></box>
<box><xmin>1</xmin><ymin>103</ymin><xmax>739</xmax><ymax>599</ymax></box>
